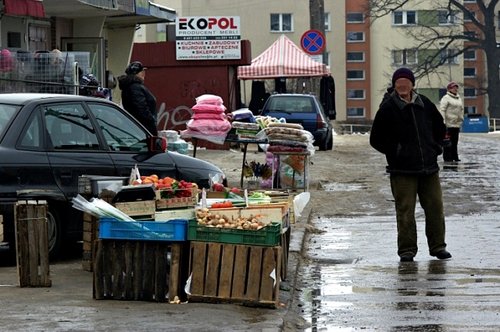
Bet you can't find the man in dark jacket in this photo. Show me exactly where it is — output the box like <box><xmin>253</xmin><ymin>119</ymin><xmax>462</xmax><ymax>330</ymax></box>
<box><xmin>118</xmin><ymin>61</ymin><xmax>158</xmax><ymax>135</ymax></box>
<box><xmin>370</xmin><ymin>67</ymin><xmax>452</xmax><ymax>262</ymax></box>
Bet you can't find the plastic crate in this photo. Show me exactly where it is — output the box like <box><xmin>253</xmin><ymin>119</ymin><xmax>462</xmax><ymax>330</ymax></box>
<box><xmin>99</xmin><ymin>218</ymin><xmax>187</xmax><ymax>242</ymax></box>
<box><xmin>187</xmin><ymin>220</ymin><xmax>280</xmax><ymax>246</ymax></box>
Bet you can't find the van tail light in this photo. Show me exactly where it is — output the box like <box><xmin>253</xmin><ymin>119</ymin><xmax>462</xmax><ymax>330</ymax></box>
<box><xmin>317</xmin><ymin>114</ymin><xmax>326</xmax><ymax>129</ymax></box>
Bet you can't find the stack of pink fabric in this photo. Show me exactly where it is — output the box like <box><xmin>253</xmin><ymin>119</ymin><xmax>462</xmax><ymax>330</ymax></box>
<box><xmin>181</xmin><ymin>94</ymin><xmax>232</xmax><ymax>144</ymax></box>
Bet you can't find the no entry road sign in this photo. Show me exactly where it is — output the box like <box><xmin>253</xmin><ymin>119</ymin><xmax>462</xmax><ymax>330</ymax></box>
<box><xmin>300</xmin><ymin>29</ymin><xmax>326</xmax><ymax>55</ymax></box>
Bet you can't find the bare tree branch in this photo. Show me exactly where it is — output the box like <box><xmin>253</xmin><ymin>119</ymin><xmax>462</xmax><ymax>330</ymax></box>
<box><xmin>366</xmin><ymin>0</ymin><xmax>500</xmax><ymax>117</ymax></box>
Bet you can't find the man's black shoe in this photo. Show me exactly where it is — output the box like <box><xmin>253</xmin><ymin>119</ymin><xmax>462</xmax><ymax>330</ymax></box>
<box><xmin>433</xmin><ymin>250</ymin><xmax>452</xmax><ymax>260</ymax></box>
<box><xmin>400</xmin><ymin>255</ymin><xmax>414</xmax><ymax>262</ymax></box>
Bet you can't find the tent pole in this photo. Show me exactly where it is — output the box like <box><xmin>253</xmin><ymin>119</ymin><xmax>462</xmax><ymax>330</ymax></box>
<box><xmin>243</xmin><ymin>80</ymin><xmax>247</xmax><ymax>106</ymax></box>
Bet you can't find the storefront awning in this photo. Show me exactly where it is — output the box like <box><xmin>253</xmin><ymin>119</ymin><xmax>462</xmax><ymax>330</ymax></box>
<box><xmin>3</xmin><ymin>0</ymin><xmax>45</xmax><ymax>18</ymax></box>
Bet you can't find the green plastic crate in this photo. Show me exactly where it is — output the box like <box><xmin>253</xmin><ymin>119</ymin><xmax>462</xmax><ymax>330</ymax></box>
<box><xmin>187</xmin><ymin>219</ymin><xmax>280</xmax><ymax>246</ymax></box>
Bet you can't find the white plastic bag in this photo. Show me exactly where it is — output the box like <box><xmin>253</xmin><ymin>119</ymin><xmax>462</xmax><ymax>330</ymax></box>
<box><xmin>293</xmin><ymin>192</ymin><xmax>310</xmax><ymax>219</ymax></box>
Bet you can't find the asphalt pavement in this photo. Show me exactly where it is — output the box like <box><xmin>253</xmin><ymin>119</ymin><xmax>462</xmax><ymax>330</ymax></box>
<box><xmin>1</xmin><ymin>132</ymin><xmax>500</xmax><ymax>331</ymax></box>
<box><xmin>288</xmin><ymin>132</ymin><xmax>500</xmax><ymax>331</ymax></box>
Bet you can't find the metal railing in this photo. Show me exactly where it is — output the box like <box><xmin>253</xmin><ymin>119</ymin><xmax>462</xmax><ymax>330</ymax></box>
<box><xmin>490</xmin><ymin>118</ymin><xmax>500</xmax><ymax>132</ymax></box>
<box><xmin>336</xmin><ymin>123</ymin><xmax>372</xmax><ymax>134</ymax></box>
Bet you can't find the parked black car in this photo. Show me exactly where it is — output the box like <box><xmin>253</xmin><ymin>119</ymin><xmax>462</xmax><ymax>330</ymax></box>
<box><xmin>260</xmin><ymin>93</ymin><xmax>333</xmax><ymax>150</ymax></box>
<box><xmin>0</xmin><ymin>93</ymin><xmax>225</xmax><ymax>257</ymax></box>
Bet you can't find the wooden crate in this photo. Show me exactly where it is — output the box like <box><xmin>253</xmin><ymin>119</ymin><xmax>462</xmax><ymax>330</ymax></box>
<box><xmin>14</xmin><ymin>200</ymin><xmax>51</xmax><ymax>287</ymax></box>
<box><xmin>188</xmin><ymin>241</ymin><xmax>281</xmax><ymax>308</ymax></box>
<box><xmin>82</xmin><ymin>213</ymin><xmax>99</xmax><ymax>272</ymax></box>
<box><xmin>93</xmin><ymin>239</ymin><xmax>189</xmax><ymax>302</ymax></box>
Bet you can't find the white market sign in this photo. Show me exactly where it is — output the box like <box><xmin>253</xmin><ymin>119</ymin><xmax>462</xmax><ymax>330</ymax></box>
<box><xmin>175</xmin><ymin>16</ymin><xmax>241</xmax><ymax>60</ymax></box>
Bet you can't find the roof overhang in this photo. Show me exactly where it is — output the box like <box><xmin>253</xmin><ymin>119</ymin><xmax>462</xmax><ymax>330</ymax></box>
<box><xmin>42</xmin><ymin>0</ymin><xmax>176</xmax><ymax>28</ymax></box>
<box><xmin>2</xmin><ymin>0</ymin><xmax>46</xmax><ymax>18</ymax></box>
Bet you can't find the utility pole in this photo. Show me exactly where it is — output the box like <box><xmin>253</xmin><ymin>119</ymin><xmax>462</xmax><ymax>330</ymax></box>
<box><xmin>309</xmin><ymin>0</ymin><xmax>326</xmax><ymax>64</ymax></box>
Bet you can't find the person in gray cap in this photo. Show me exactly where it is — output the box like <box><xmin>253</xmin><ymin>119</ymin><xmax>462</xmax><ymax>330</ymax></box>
<box><xmin>118</xmin><ymin>61</ymin><xmax>158</xmax><ymax>135</ymax></box>
<box><xmin>370</xmin><ymin>67</ymin><xmax>452</xmax><ymax>262</ymax></box>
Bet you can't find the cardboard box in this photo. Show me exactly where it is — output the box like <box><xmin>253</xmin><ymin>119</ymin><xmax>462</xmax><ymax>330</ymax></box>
<box><xmin>114</xmin><ymin>200</ymin><xmax>156</xmax><ymax>218</ymax></box>
<box><xmin>156</xmin><ymin>190</ymin><xmax>198</xmax><ymax>210</ymax></box>
<box><xmin>206</xmin><ymin>204</ymin><xmax>288</xmax><ymax>224</ymax></box>
<box><xmin>156</xmin><ymin>196</ymin><xmax>198</xmax><ymax>210</ymax></box>
<box><xmin>155</xmin><ymin>208</ymin><xmax>195</xmax><ymax>221</ymax></box>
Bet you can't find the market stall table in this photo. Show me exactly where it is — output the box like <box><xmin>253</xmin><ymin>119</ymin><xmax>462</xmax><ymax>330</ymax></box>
<box><xmin>271</xmin><ymin>151</ymin><xmax>310</xmax><ymax>192</ymax></box>
<box><xmin>191</xmin><ymin>136</ymin><xmax>268</xmax><ymax>188</ymax></box>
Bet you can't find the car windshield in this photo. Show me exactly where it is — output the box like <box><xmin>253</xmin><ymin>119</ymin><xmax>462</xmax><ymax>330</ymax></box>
<box><xmin>267</xmin><ymin>96</ymin><xmax>314</xmax><ymax>113</ymax></box>
<box><xmin>0</xmin><ymin>104</ymin><xmax>21</xmax><ymax>137</ymax></box>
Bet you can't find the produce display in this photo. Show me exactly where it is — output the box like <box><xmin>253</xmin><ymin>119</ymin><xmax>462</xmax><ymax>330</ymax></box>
<box><xmin>243</xmin><ymin>161</ymin><xmax>273</xmax><ymax>179</ymax></box>
<box><xmin>195</xmin><ymin>208</ymin><xmax>266</xmax><ymax>230</ymax></box>
<box><xmin>210</xmin><ymin>201</ymin><xmax>234</xmax><ymax>209</ymax></box>
<box><xmin>131</xmin><ymin>175</ymin><xmax>197</xmax><ymax>198</ymax></box>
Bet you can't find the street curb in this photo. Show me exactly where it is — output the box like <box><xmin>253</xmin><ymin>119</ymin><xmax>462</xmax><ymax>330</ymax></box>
<box><xmin>279</xmin><ymin>201</ymin><xmax>313</xmax><ymax>330</ymax></box>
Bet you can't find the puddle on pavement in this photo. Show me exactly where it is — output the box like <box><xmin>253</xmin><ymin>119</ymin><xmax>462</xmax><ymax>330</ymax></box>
<box><xmin>298</xmin><ymin>213</ymin><xmax>500</xmax><ymax>331</ymax></box>
<box><xmin>322</xmin><ymin>182</ymin><xmax>367</xmax><ymax>192</ymax></box>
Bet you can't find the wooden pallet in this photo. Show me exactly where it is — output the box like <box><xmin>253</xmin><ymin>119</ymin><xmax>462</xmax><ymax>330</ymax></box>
<box><xmin>188</xmin><ymin>241</ymin><xmax>281</xmax><ymax>308</ymax></box>
<box><xmin>14</xmin><ymin>200</ymin><xmax>51</xmax><ymax>287</ymax></box>
<box><xmin>93</xmin><ymin>239</ymin><xmax>189</xmax><ymax>302</ymax></box>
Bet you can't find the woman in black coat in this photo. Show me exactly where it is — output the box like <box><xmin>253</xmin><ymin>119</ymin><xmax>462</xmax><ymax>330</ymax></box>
<box><xmin>118</xmin><ymin>61</ymin><xmax>158</xmax><ymax>135</ymax></box>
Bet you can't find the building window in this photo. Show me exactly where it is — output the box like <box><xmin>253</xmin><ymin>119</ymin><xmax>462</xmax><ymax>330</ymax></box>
<box><xmin>347</xmin><ymin>107</ymin><xmax>365</xmax><ymax>118</ymax></box>
<box><xmin>7</xmin><ymin>32</ymin><xmax>21</xmax><ymax>48</ymax></box>
<box><xmin>464</xmin><ymin>88</ymin><xmax>476</xmax><ymax>98</ymax></box>
<box><xmin>393</xmin><ymin>11</ymin><xmax>417</xmax><ymax>25</ymax></box>
<box><xmin>464</xmin><ymin>10</ymin><xmax>476</xmax><ymax>22</ymax></box>
<box><xmin>28</xmin><ymin>24</ymin><xmax>50</xmax><ymax>51</ymax></box>
<box><xmin>464</xmin><ymin>49</ymin><xmax>476</xmax><ymax>60</ymax></box>
<box><xmin>440</xmin><ymin>49</ymin><xmax>459</xmax><ymax>64</ymax></box>
<box><xmin>270</xmin><ymin>13</ymin><xmax>293</xmax><ymax>32</ymax></box>
<box><xmin>392</xmin><ymin>49</ymin><xmax>417</xmax><ymax>65</ymax></box>
<box><xmin>347</xmin><ymin>51</ymin><xmax>365</xmax><ymax>62</ymax></box>
<box><xmin>347</xmin><ymin>70</ymin><xmax>364</xmax><ymax>80</ymax></box>
<box><xmin>464</xmin><ymin>67</ymin><xmax>476</xmax><ymax>77</ymax></box>
<box><xmin>347</xmin><ymin>32</ymin><xmax>365</xmax><ymax>42</ymax></box>
<box><xmin>464</xmin><ymin>31</ymin><xmax>477</xmax><ymax>39</ymax></box>
<box><xmin>347</xmin><ymin>89</ymin><xmax>365</xmax><ymax>99</ymax></box>
<box><xmin>347</xmin><ymin>12</ymin><xmax>364</xmax><ymax>23</ymax></box>
<box><xmin>324</xmin><ymin>12</ymin><xmax>331</xmax><ymax>31</ymax></box>
<box><xmin>464</xmin><ymin>106</ymin><xmax>476</xmax><ymax>114</ymax></box>
<box><xmin>438</xmin><ymin>10</ymin><xmax>457</xmax><ymax>25</ymax></box>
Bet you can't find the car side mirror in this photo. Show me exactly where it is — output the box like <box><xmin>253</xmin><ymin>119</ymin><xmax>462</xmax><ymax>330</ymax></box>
<box><xmin>148</xmin><ymin>136</ymin><xmax>167</xmax><ymax>152</ymax></box>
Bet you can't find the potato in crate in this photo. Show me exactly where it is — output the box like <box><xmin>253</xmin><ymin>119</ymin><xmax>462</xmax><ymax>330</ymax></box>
<box><xmin>188</xmin><ymin>216</ymin><xmax>280</xmax><ymax>247</ymax></box>
<box><xmin>99</xmin><ymin>218</ymin><xmax>188</xmax><ymax>241</ymax></box>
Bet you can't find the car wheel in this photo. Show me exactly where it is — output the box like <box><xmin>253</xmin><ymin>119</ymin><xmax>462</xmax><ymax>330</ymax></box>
<box><xmin>319</xmin><ymin>131</ymin><xmax>333</xmax><ymax>151</ymax></box>
<box><xmin>47</xmin><ymin>207</ymin><xmax>61</xmax><ymax>258</ymax></box>
<box><xmin>327</xmin><ymin>132</ymin><xmax>333</xmax><ymax>150</ymax></box>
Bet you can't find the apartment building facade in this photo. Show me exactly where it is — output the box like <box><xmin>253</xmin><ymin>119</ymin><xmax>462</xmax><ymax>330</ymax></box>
<box><xmin>139</xmin><ymin>0</ymin><xmax>496</xmax><ymax>122</ymax></box>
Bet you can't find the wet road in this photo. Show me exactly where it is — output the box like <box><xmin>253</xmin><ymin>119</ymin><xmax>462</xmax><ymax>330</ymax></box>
<box><xmin>296</xmin><ymin>133</ymin><xmax>500</xmax><ymax>331</ymax></box>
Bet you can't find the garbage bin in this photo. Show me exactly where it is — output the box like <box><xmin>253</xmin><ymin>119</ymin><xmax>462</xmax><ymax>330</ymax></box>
<box><xmin>461</xmin><ymin>114</ymin><xmax>489</xmax><ymax>133</ymax></box>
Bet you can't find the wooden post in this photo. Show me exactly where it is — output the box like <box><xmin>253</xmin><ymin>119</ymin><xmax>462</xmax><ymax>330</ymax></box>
<box><xmin>14</xmin><ymin>200</ymin><xmax>51</xmax><ymax>287</ymax></box>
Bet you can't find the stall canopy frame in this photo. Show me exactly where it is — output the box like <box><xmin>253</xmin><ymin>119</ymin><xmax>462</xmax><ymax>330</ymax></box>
<box><xmin>237</xmin><ymin>34</ymin><xmax>330</xmax><ymax>80</ymax></box>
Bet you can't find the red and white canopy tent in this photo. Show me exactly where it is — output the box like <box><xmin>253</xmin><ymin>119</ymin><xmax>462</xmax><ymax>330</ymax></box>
<box><xmin>237</xmin><ymin>34</ymin><xmax>330</xmax><ymax>80</ymax></box>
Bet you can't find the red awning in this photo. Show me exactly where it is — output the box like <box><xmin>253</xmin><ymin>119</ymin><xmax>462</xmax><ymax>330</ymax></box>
<box><xmin>4</xmin><ymin>0</ymin><xmax>45</xmax><ymax>18</ymax></box>
<box><xmin>237</xmin><ymin>34</ymin><xmax>330</xmax><ymax>80</ymax></box>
